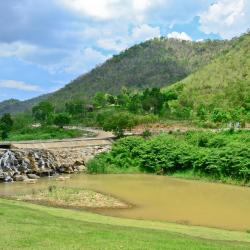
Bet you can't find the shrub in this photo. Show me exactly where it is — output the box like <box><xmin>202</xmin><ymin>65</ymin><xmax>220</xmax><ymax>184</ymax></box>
<box><xmin>87</xmin><ymin>131</ymin><xmax>250</xmax><ymax>183</ymax></box>
<box><xmin>54</xmin><ymin>113</ymin><xmax>71</xmax><ymax>128</ymax></box>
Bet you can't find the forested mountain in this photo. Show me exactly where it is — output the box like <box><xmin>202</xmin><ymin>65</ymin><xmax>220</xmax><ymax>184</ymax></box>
<box><xmin>0</xmin><ymin>37</ymin><xmax>231</xmax><ymax>114</ymax></box>
<box><xmin>0</xmin><ymin>94</ymin><xmax>51</xmax><ymax>115</ymax></box>
<box><xmin>47</xmin><ymin>38</ymin><xmax>231</xmax><ymax>108</ymax></box>
<box><xmin>167</xmin><ymin>32</ymin><xmax>250</xmax><ymax>115</ymax></box>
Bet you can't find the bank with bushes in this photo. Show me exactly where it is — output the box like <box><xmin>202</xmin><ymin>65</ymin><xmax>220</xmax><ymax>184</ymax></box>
<box><xmin>87</xmin><ymin>130</ymin><xmax>250</xmax><ymax>185</ymax></box>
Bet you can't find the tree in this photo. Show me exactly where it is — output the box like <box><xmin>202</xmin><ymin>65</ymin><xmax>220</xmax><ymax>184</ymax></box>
<box><xmin>93</xmin><ymin>92</ymin><xmax>107</xmax><ymax>108</ymax></box>
<box><xmin>54</xmin><ymin>113</ymin><xmax>71</xmax><ymax>128</ymax></box>
<box><xmin>97</xmin><ymin>111</ymin><xmax>137</xmax><ymax>137</ymax></box>
<box><xmin>141</xmin><ymin>88</ymin><xmax>166</xmax><ymax>114</ymax></box>
<box><xmin>32</xmin><ymin>102</ymin><xmax>54</xmax><ymax>125</ymax></box>
<box><xmin>65</xmin><ymin>100</ymin><xmax>86</xmax><ymax>117</ymax></box>
<box><xmin>127</xmin><ymin>94</ymin><xmax>142</xmax><ymax>113</ymax></box>
<box><xmin>106</xmin><ymin>94</ymin><xmax>117</xmax><ymax>105</ymax></box>
<box><xmin>0</xmin><ymin>113</ymin><xmax>13</xmax><ymax>140</ymax></box>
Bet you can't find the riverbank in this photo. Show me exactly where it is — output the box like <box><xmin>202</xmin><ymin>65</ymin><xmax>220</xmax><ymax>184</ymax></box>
<box><xmin>87</xmin><ymin>130</ymin><xmax>250</xmax><ymax>186</ymax></box>
<box><xmin>1</xmin><ymin>198</ymin><xmax>250</xmax><ymax>250</ymax></box>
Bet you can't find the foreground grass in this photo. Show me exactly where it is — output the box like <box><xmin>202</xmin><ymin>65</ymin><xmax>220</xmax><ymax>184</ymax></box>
<box><xmin>5</xmin><ymin>126</ymin><xmax>93</xmax><ymax>141</ymax></box>
<box><xmin>1</xmin><ymin>198</ymin><xmax>250</xmax><ymax>250</ymax></box>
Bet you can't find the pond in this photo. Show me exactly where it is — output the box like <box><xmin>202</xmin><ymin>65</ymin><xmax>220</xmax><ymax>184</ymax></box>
<box><xmin>1</xmin><ymin>174</ymin><xmax>250</xmax><ymax>231</ymax></box>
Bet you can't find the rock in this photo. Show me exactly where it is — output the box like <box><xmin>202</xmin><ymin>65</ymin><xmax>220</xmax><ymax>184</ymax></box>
<box><xmin>75</xmin><ymin>165</ymin><xmax>86</xmax><ymax>172</ymax></box>
<box><xmin>4</xmin><ymin>176</ymin><xmax>13</xmax><ymax>182</ymax></box>
<box><xmin>24</xmin><ymin>179</ymin><xmax>37</xmax><ymax>184</ymax></box>
<box><xmin>74</xmin><ymin>160</ymin><xmax>84</xmax><ymax>166</ymax></box>
<box><xmin>14</xmin><ymin>175</ymin><xmax>28</xmax><ymax>182</ymax></box>
<box><xmin>27</xmin><ymin>174</ymin><xmax>40</xmax><ymax>179</ymax></box>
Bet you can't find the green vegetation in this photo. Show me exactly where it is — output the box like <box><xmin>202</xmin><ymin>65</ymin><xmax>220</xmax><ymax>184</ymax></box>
<box><xmin>97</xmin><ymin>111</ymin><xmax>138</xmax><ymax>137</ymax></box>
<box><xmin>32</xmin><ymin>101</ymin><xmax>55</xmax><ymax>125</ymax></box>
<box><xmin>53</xmin><ymin>113</ymin><xmax>71</xmax><ymax>128</ymax></box>
<box><xmin>5</xmin><ymin>126</ymin><xmax>86</xmax><ymax>141</ymax></box>
<box><xmin>1</xmin><ymin>198</ymin><xmax>250</xmax><ymax>250</ymax></box>
<box><xmin>87</xmin><ymin>130</ymin><xmax>250</xmax><ymax>185</ymax></box>
<box><xmin>164</xmin><ymin>32</ymin><xmax>250</xmax><ymax>125</ymax></box>
<box><xmin>0</xmin><ymin>113</ymin><xmax>13</xmax><ymax>139</ymax></box>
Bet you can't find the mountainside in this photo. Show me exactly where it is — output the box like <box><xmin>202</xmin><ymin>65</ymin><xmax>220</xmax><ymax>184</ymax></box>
<box><xmin>0</xmin><ymin>99</ymin><xmax>20</xmax><ymax>114</ymax></box>
<box><xmin>0</xmin><ymin>94</ymin><xmax>51</xmax><ymax>115</ymax></box>
<box><xmin>167</xmin><ymin>32</ymin><xmax>250</xmax><ymax>114</ymax></box>
<box><xmin>0</xmin><ymin>37</ymin><xmax>231</xmax><ymax>115</ymax></box>
<box><xmin>48</xmin><ymin>38</ymin><xmax>231</xmax><ymax>108</ymax></box>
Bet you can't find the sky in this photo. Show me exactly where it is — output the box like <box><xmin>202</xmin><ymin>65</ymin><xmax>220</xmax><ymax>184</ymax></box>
<box><xmin>0</xmin><ymin>0</ymin><xmax>249</xmax><ymax>102</ymax></box>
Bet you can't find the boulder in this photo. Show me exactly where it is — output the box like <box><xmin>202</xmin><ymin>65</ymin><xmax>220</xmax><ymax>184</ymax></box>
<box><xmin>14</xmin><ymin>175</ymin><xmax>28</xmax><ymax>182</ymax></box>
<box><xmin>27</xmin><ymin>174</ymin><xmax>40</xmax><ymax>179</ymax></box>
<box><xmin>4</xmin><ymin>176</ymin><xmax>13</xmax><ymax>182</ymax></box>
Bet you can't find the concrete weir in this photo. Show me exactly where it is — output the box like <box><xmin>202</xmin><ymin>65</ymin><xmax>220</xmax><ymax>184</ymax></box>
<box><xmin>0</xmin><ymin>130</ymin><xmax>113</xmax><ymax>182</ymax></box>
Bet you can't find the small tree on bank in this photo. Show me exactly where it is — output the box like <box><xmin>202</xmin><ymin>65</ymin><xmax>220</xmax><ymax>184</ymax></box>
<box><xmin>0</xmin><ymin>113</ymin><xmax>14</xmax><ymax>140</ymax></box>
<box><xmin>97</xmin><ymin>111</ymin><xmax>136</xmax><ymax>137</ymax></box>
<box><xmin>53</xmin><ymin>113</ymin><xmax>71</xmax><ymax>128</ymax></box>
<box><xmin>32</xmin><ymin>101</ymin><xmax>55</xmax><ymax>125</ymax></box>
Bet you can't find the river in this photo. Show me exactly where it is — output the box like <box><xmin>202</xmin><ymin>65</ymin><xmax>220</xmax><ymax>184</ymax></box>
<box><xmin>1</xmin><ymin>174</ymin><xmax>250</xmax><ymax>231</ymax></box>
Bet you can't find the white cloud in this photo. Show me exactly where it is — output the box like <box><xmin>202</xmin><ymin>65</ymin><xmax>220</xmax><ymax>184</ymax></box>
<box><xmin>97</xmin><ymin>38</ymin><xmax>128</xmax><ymax>52</ymax></box>
<box><xmin>97</xmin><ymin>24</ymin><xmax>161</xmax><ymax>52</ymax></box>
<box><xmin>167</xmin><ymin>31</ymin><xmax>192</xmax><ymax>41</ymax></box>
<box><xmin>61</xmin><ymin>48</ymin><xmax>109</xmax><ymax>74</ymax></box>
<box><xmin>199</xmin><ymin>0</ymin><xmax>250</xmax><ymax>38</ymax></box>
<box><xmin>57</xmin><ymin>0</ymin><xmax>161</xmax><ymax>21</ymax></box>
<box><xmin>0</xmin><ymin>42</ymin><xmax>38</xmax><ymax>58</ymax></box>
<box><xmin>0</xmin><ymin>80</ymin><xmax>42</xmax><ymax>92</ymax></box>
<box><xmin>132</xmin><ymin>24</ymin><xmax>161</xmax><ymax>40</ymax></box>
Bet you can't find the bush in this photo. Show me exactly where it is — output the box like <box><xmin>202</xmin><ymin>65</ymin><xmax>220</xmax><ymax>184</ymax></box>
<box><xmin>97</xmin><ymin>111</ymin><xmax>137</xmax><ymax>137</ymax></box>
<box><xmin>54</xmin><ymin>113</ymin><xmax>71</xmax><ymax>128</ymax></box>
<box><xmin>87</xmin><ymin>154</ymin><xmax>108</xmax><ymax>174</ymax></box>
<box><xmin>87</xmin><ymin>131</ymin><xmax>250</xmax><ymax>183</ymax></box>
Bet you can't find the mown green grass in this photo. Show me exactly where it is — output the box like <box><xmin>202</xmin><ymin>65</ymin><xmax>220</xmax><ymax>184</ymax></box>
<box><xmin>5</xmin><ymin>126</ymin><xmax>91</xmax><ymax>141</ymax></box>
<box><xmin>1</xmin><ymin>198</ymin><xmax>250</xmax><ymax>250</ymax></box>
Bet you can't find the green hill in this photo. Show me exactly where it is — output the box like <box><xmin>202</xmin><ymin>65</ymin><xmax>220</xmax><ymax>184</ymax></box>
<box><xmin>48</xmin><ymin>38</ymin><xmax>231</xmax><ymax>108</ymax></box>
<box><xmin>0</xmin><ymin>94</ymin><xmax>51</xmax><ymax>115</ymax></box>
<box><xmin>166</xmin><ymin>32</ymin><xmax>250</xmax><ymax>120</ymax></box>
<box><xmin>0</xmin><ymin>37</ymin><xmax>231</xmax><ymax>115</ymax></box>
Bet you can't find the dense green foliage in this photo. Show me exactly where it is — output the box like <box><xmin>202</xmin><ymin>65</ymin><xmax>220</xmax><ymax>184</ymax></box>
<box><xmin>32</xmin><ymin>101</ymin><xmax>55</xmax><ymax>125</ymax></box>
<box><xmin>97</xmin><ymin>111</ymin><xmax>137</xmax><ymax>137</ymax></box>
<box><xmin>0</xmin><ymin>38</ymin><xmax>232</xmax><ymax>114</ymax></box>
<box><xmin>164</xmin><ymin>32</ymin><xmax>250</xmax><ymax>124</ymax></box>
<box><xmin>0</xmin><ymin>113</ymin><xmax>13</xmax><ymax>139</ymax></box>
<box><xmin>53</xmin><ymin>113</ymin><xmax>71</xmax><ymax>128</ymax></box>
<box><xmin>87</xmin><ymin>130</ymin><xmax>250</xmax><ymax>184</ymax></box>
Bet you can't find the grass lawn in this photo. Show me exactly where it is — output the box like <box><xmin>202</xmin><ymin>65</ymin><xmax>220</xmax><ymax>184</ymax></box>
<box><xmin>1</xmin><ymin>198</ymin><xmax>250</xmax><ymax>250</ymax></box>
<box><xmin>4</xmin><ymin>126</ymin><xmax>94</xmax><ymax>141</ymax></box>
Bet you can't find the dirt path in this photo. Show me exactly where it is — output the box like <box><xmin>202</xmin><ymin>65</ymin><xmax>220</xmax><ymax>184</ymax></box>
<box><xmin>11</xmin><ymin>127</ymin><xmax>115</xmax><ymax>150</ymax></box>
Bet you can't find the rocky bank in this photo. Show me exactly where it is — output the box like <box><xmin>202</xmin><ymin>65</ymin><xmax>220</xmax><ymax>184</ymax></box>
<box><xmin>0</xmin><ymin>146</ymin><xmax>110</xmax><ymax>182</ymax></box>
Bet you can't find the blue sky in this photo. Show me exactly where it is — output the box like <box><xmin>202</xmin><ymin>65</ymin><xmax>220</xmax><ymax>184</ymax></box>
<box><xmin>0</xmin><ymin>0</ymin><xmax>249</xmax><ymax>101</ymax></box>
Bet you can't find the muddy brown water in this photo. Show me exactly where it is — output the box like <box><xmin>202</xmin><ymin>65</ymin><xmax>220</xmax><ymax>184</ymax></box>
<box><xmin>1</xmin><ymin>174</ymin><xmax>250</xmax><ymax>231</ymax></box>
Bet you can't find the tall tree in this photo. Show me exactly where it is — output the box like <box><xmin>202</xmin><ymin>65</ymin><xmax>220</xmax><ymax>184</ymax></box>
<box><xmin>0</xmin><ymin>113</ymin><xmax>13</xmax><ymax>140</ymax></box>
<box><xmin>32</xmin><ymin>102</ymin><xmax>54</xmax><ymax>125</ymax></box>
